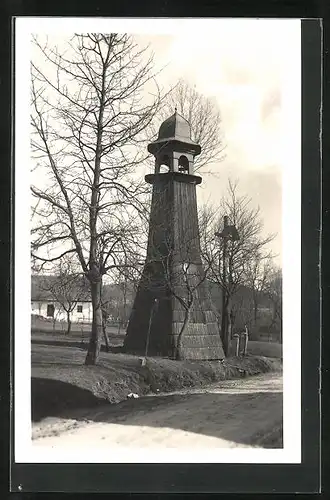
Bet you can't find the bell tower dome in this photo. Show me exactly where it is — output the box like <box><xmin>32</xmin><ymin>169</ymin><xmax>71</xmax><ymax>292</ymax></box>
<box><xmin>147</xmin><ymin>109</ymin><xmax>201</xmax><ymax>175</ymax></box>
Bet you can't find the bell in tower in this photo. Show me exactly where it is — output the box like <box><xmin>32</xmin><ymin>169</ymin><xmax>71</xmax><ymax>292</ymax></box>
<box><xmin>123</xmin><ymin>110</ymin><xmax>225</xmax><ymax>360</ymax></box>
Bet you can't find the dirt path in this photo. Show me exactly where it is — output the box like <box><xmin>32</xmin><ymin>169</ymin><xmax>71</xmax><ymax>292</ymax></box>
<box><xmin>32</xmin><ymin>373</ymin><xmax>282</xmax><ymax>449</ymax></box>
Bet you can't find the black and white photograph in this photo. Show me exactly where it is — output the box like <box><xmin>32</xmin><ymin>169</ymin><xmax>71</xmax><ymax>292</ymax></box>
<box><xmin>14</xmin><ymin>17</ymin><xmax>302</xmax><ymax>465</ymax></box>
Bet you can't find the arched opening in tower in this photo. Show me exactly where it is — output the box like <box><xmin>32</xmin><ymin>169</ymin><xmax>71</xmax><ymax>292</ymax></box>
<box><xmin>178</xmin><ymin>155</ymin><xmax>189</xmax><ymax>173</ymax></box>
<box><xmin>158</xmin><ymin>154</ymin><xmax>170</xmax><ymax>173</ymax></box>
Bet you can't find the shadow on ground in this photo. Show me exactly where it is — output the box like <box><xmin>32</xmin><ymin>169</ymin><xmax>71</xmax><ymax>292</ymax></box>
<box><xmin>32</xmin><ymin>378</ymin><xmax>283</xmax><ymax>448</ymax></box>
<box><xmin>31</xmin><ymin>378</ymin><xmax>105</xmax><ymax>422</ymax></box>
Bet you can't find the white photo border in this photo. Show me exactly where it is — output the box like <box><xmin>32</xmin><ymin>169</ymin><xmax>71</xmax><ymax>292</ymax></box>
<box><xmin>14</xmin><ymin>16</ymin><xmax>301</xmax><ymax>464</ymax></box>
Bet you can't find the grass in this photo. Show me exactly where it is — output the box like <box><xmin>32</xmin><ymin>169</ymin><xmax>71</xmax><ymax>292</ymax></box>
<box><xmin>246</xmin><ymin>341</ymin><xmax>282</xmax><ymax>359</ymax></box>
<box><xmin>32</xmin><ymin>331</ymin><xmax>282</xmax><ymax>421</ymax></box>
<box><xmin>31</xmin><ymin>315</ymin><xmax>124</xmax><ymax>337</ymax></box>
<box><xmin>32</xmin><ymin>323</ymin><xmax>283</xmax><ymax>357</ymax></box>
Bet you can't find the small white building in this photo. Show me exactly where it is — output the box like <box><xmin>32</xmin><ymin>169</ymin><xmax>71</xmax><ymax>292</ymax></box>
<box><xmin>31</xmin><ymin>299</ymin><xmax>93</xmax><ymax>323</ymax></box>
<box><xmin>31</xmin><ymin>274</ymin><xmax>93</xmax><ymax>324</ymax></box>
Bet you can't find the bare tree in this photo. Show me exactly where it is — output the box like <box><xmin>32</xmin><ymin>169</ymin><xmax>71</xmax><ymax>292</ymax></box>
<box><xmin>101</xmin><ymin>279</ymin><xmax>133</xmax><ymax>333</ymax></box>
<box><xmin>243</xmin><ymin>253</ymin><xmax>273</xmax><ymax>331</ymax></box>
<box><xmin>100</xmin><ymin>284</ymin><xmax>116</xmax><ymax>353</ymax></box>
<box><xmin>200</xmin><ymin>180</ymin><xmax>276</xmax><ymax>347</ymax></box>
<box><xmin>158</xmin><ymin>79</ymin><xmax>225</xmax><ymax>172</ymax></box>
<box><xmin>265</xmin><ymin>266</ymin><xmax>283</xmax><ymax>342</ymax></box>
<box><xmin>229</xmin><ymin>292</ymin><xmax>253</xmax><ymax>334</ymax></box>
<box><xmin>31</xmin><ymin>34</ymin><xmax>166</xmax><ymax>365</ymax></box>
<box><xmin>169</xmin><ymin>260</ymin><xmax>210</xmax><ymax>361</ymax></box>
<box><xmin>39</xmin><ymin>259</ymin><xmax>90</xmax><ymax>335</ymax></box>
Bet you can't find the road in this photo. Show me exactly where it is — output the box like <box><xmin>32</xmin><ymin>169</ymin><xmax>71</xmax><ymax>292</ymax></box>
<box><xmin>32</xmin><ymin>372</ymin><xmax>282</xmax><ymax>449</ymax></box>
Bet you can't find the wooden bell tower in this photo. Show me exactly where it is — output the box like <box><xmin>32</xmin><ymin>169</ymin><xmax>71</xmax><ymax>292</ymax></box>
<box><xmin>124</xmin><ymin>110</ymin><xmax>225</xmax><ymax>360</ymax></box>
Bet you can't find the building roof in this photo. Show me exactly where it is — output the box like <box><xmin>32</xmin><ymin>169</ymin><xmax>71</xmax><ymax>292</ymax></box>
<box><xmin>31</xmin><ymin>275</ymin><xmax>135</xmax><ymax>304</ymax></box>
<box><xmin>31</xmin><ymin>274</ymin><xmax>91</xmax><ymax>302</ymax></box>
<box><xmin>158</xmin><ymin>110</ymin><xmax>193</xmax><ymax>142</ymax></box>
<box><xmin>148</xmin><ymin>110</ymin><xmax>201</xmax><ymax>156</ymax></box>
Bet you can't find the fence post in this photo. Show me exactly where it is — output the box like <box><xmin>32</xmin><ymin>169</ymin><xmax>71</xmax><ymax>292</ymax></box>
<box><xmin>233</xmin><ymin>334</ymin><xmax>240</xmax><ymax>357</ymax></box>
<box><xmin>240</xmin><ymin>326</ymin><xmax>249</xmax><ymax>356</ymax></box>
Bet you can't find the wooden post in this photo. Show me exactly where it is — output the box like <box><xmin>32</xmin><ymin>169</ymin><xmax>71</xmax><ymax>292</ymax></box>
<box><xmin>145</xmin><ymin>298</ymin><xmax>158</xmax><ymax>360</ymax></box>
<box><xmin>233</xmin><ymin>333</ymin><xmax>240</xmax><ymax>357</ymax></box>
<box><xmin>240</xmin><ymin>326</ymin><xmax>249</xmax><ymax>356</ymax></box>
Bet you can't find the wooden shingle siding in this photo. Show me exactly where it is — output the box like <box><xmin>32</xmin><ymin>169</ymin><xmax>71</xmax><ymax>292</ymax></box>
<box><xmin>125</xmin><ymin>124</ymin><xmax>225</xmax><ymax>360</ymax></box>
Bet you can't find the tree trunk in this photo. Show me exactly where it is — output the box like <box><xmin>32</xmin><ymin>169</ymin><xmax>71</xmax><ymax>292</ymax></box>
<box><xmin>66</xmin><ymin>310</ymin><xmax>72</xmax><ymax>335</ymax></box>
<box><xmin>221</xmin><ymin>296</ymin><xmax>230</xmax><ymax>357</ymax></box>
<box><xmin>176</xmin><ymin>307</ymin><xmax>191</xmax><ymax>361</ymax></box>
<box><xmin>228</xmin><ymin>305</ymin><xmax>233</xmax><ymax>347</ymax></box>
<box><xmin>52</xmin><ymin>309</ymin><xmax>56</xmax><ymax>332</ymax></box>
<box><xmin>85</xmin><ymin>281</ymin><xmax>103</xmax><ymax>365</ymax></box>
<box><xmin>102</xmin><ymin>312</ymin><xmax>110</xmax><ymax>352</ymax></box>
<box><xmin>253</xmin><ymin>295</ymin><xmax>258</xmax><ymax>327</ymax></box>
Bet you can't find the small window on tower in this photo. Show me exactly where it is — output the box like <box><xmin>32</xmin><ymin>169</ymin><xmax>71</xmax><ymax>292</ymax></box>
<box><xmin>178</xmin><ymin>155</ymin><xmax>189</xmax><ymax>173</ymax></box>
<box><xmin>77</xmin><ymin>305</ymin><xmax>83</xmax><ymax>313</ymax></box>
